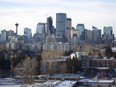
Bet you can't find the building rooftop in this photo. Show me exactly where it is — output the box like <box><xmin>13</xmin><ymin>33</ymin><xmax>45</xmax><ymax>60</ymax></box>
<box><xmin>79</xmin><ymin>79</ymin><xmax>114</xmax><ymax>83</ymax></box>
<box><xmin>49</xmin><ymin>74</ymin><xmax>84</xmax><ymax>80</ymax></box>
<box><xmin>112</xmin><ymin>47</ymin><xmax>116</xmax><ymax>52</ymax></box>
<box><xmin>55</xmin><ymin>80</ymin><xmax>77</xmax><ymax>87</ymax></box>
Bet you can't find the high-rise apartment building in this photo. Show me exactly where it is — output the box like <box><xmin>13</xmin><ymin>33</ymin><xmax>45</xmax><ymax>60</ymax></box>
<box><xmin>47</xmin><ymin>16</ymin><xmax>53</xmax><ymax>35</ymax></box>
<box><xmin>56</xmin><ymin>13</ymin><xmax>67</xmax><ymax>42</ymax></box>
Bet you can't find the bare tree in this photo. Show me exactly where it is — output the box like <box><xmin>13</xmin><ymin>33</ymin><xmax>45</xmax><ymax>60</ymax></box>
<box><xmin>41</xmin><ymin>50</ymin><xmax>65</xmax><ymax>60</ymax></box>
<box><xmin>14</xmin><ymin>57</ymin><xmax>38</xmax><ymax>82</ymax></box>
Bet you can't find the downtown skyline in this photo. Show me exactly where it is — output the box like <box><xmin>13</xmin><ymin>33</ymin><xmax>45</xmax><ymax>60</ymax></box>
<box><xmin>0</xmin><ymin>0</ymin><xmax>116</xmax><ymax>35</ymax></box>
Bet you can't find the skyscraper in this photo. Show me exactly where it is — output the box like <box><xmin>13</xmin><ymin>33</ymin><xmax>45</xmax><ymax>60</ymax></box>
<box><xmin>76</xmin><ymin>24</ymin><xmax>85</xmax><ymax>42</ymax></box>
<box><xmin>104</xmin><ymin>26</ymin><xmax>113</xmax><ymax>35</ymax></box>
<box><xmin>36</xmin><ymin>23</ymin><xmax>45</xmax><ymax>34</ymax></box>
<box><xmin>102</xmin><ymin>26</ymin><xmax>114</xmax><ymax>44</ymax></box>
<box><xmin>56</xmin><ymin>13</ymin><xmax>67</xmax><ymax>42</ymax></box>
<box><xmin>7</xmin><ymin>30</ymin><xmax>15</xmax><ymax>36</ymax></box>
<box><xmin>92</xmin><ymin>26</ymin><xmax>101</xmax><ymax>44</ymax></box>
<box><xmin>47</xmin><ymin>16</ymin><xmax>53</xmax><ymax>35</ymax></box>
<box><xmin>36</xmin><ymin>22</ymin><xmax>46</xmax><ymax>42</ymax></box>
<box><xmin>85</xmin><ymin>29</ymin><xmax>93</xmax><ymax>44</ymax></box>
<box><xmin>66</xmin><ymin>18</ymin><xmax>72</xmax><ymax>29</ymax></box>
<box><xmin>66</xmin><ymin>18</ymin><xmax>72</xmax><ymax>42</ymax></box>
<box><xmin>1</xmin><ymin>30</ymin><xmax>7</xmax><ymax>42</ymax></box>
<box><xmin>24</xmin><ymin>27</ymin><xmax>32</xmax><ymax>43</ymax></box>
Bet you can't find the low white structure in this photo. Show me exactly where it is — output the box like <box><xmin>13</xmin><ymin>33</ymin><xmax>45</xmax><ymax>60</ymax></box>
<box><xmin>70</xmin><ymin>52</ymin><xmax>87</xmax><ymax>59</ymax></box>
<box><xmin>112</xmin><ymin>47</ymin><xmax>116</xmax><ymax>52</ymax></box>
<box><xmin>70</xmin><ymin>53</ymin><xmax>75</xmax><ymax>59</ymax></box>
<box><xmin>78</xmin><ymin>79</ymin><xmax>115</xmax><ymax>87</ymax></box>
<box><xmin>75</xmin><ymin>52</ymin><xmax>82</xmax><ymax>58</ymax></box>
<box><xmin>55</xmin><ymin>80</ymin><xmax>77</xmax><ymax>87</ymax></box>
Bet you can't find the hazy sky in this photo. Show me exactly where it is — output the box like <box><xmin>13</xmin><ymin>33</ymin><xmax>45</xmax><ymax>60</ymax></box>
<box><xmin>0</xmin><ymin>0</ymin><xmax>116</xmax><ymax>35</ymax></box>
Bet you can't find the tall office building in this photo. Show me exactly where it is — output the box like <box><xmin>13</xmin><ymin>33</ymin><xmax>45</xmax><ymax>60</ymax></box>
<box><xmin>66</xmin><ymin>18</ymin><xmax>72</xmax><ymax>42</ymax></box>
<box><xmin>1</xmin><ymin>30</ymin><xmax>7</xmax><ymax>42</ymax></box>
<box><xmin>85</xmin><ymin>29</ymin><xmax>93</xmax><ymax>44</ymax></box>
<box><xmin>47</xmin><ymin>16</ymin><xmax>53</xmax><ymax>35</ymax></box>
<box><xmin>76</xmin><ymin>24</ymin><xmax>85</xmax><ymax>43</ymax></box>
<box><xmin>92</xmin><ymin>26</ymin><xmax>101</xmax><ymax>44</ymax></box>
<box><xmin>104</xmin><ymin>26</ymin><xmax>113</xmax><ymax>35</ymax></box>
<box><xmin>56</xmin><ymin>13</ymin><xmax>67</xmax><ymax>42</ymax></box>
<box><xmin>24</xmin><ymin>27</ymin><xmax>32</xmax><ymax>43</ymax></box>
<box><xmin>70</xmin><ymin>28</ymin><xmax>80</xmax><ymax>44</ymax></box>
<box><xmin>36</xmin><ymin>23</ymin><xmax>45</xmax><ymax>34</ymax></box>
<box><xmin>36</xmin><ymin>22</ymin><xmax>46</xmax><ymax>42</ymax></box>
<box><xmin>66</xmin><ymin>18</ymin><xmax>72</xmax><ymax>29</ymax></box>
<box><xmin>7</xmin><ymin>30</ymin><xmax>15</xmax><ymax>36</ymax></box>
<box><xmin>102</xmin><ymin>26</ymin><xmax>114</xmax><ymax>44</ymax></box>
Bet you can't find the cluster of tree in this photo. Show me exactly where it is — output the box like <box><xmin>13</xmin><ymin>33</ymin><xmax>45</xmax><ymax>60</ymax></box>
<box><xmin>41</xmin><ymin>50</ymin><xmax>65</xmax><ymax>60</ymax></box>
<box><xmin>11</xmin><ymin>52</ymin><xmax>26</xmax><ymax>68</ymax></box>
<box><xmin>105</xmin><ymin>45</ymin><xmax>113</xmax><ymax>58</ymax></box>
<box><xmin>14</xmin><ymin>57</ymin><xmax>38</xmax><ymax>82</ymax></box>
<box><xmin>12</xmin><ymin>52</ymin><xmax>42</xmax><ymax>79</ymax></box>
<box><xmin>66</xmin><ymin>57</ymin><xmax>81</xmax><ymax>73</ymax></box>
<box><xmin>105</xmin><ymin>45</ymin><xmax>116</xmax><ymax>58</ymax></box>
<box><xmin>0</xmin><ymin>51</ymin><xmax>10</xmax><ymax>73</ymax></box>
<box><xmin>64</xmin><ymin>50</ymin><xmax>73</xmax><ymax>56</ymax></box>
<box><xmin>0</xmin><ymin>49</ymin><xmax>42</xmax><ymax>80</ymax></box>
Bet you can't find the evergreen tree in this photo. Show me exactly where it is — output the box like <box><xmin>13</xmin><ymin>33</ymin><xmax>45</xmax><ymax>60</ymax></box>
<box><xmin>105</xmin><ymin>46</ymin><xmax>113</xmax><ymax>58</ymax></box>
<box><xmin>66</xmin><ymin>57</ymin><xmax>81</xmax><ymax>73</ymax></box>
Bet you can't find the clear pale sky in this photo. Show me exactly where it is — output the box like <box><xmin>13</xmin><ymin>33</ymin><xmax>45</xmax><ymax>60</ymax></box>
<box><xmin>0</xmin><ymin>0</ymin><xmax>116</xmax><ymax>36</ymax></box>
